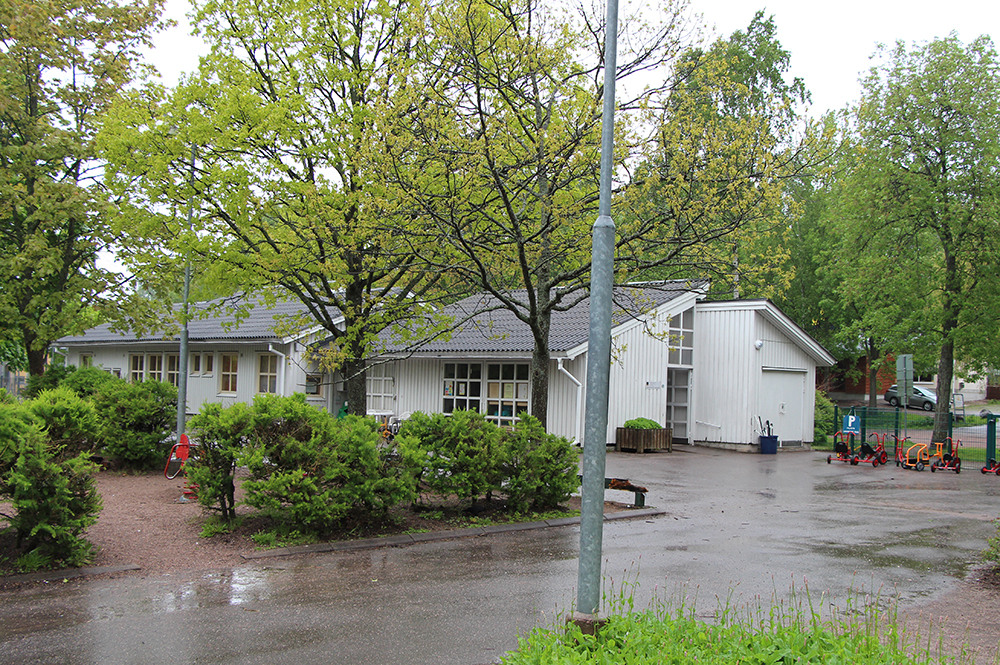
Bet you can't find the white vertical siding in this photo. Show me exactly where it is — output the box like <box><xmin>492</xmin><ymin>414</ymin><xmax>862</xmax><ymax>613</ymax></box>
<box><xmin>546</xmin><ymin>356</ymin><xmax>586</xmax><ymax>442</ymax></box>
<box><xmin>605</xmin><ymin>316</ymin><xmax>670</xmax><ymax>442</ymax></box>
<box><xmin>394</xmin><ymin>358</ymin><xmax>445</xmax><ymax>418</ymax></box>
<box><xmin>693</xmin><ymin>308</ymin><xmax>757</xmax><ymax>445</ymax></box>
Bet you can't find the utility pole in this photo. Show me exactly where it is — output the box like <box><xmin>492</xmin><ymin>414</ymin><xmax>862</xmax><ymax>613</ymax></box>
<box><xmin>176</xmin><ymin>144</ymin><xmax>195</xmax><ymax>437</ymax></box>
<box><xmin>575</xmin><ymin>0</ymin><xmax>618</xmax><ymax>627</ymax></box>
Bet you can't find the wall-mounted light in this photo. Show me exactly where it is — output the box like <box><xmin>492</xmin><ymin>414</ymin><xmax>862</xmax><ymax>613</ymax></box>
<box><xmin>754</xmin><ymin>340</ymin><xmax>764</xmax><ymax>350</ymax></box>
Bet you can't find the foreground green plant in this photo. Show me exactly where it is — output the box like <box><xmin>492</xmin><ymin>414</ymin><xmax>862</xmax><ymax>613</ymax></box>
<box><xmin>502</xmin><ymin>588</ymin><xmax>974</xmax><ymax>665</ymax></box>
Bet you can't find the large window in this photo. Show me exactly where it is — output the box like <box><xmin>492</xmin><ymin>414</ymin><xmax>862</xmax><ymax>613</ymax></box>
<box><xmin>147</xmin><ymin>354</ymin><xmax>164</xmax><ymax>381</ymax></box>
<box><xmin>165</xmin><ymin>354</ymin><xmax>180</xmax><ymax>387</ymax></box>
<box><xmin>366</xmin><ymin>363</ymin><xmax>395</xmax><ymax>413</ymax></box>
<box><xmin>486</xmin><ymin>363</ymin><xmax>529</xmax><ymax>427</ymax></box>
<box><xmin>667</xmin><ymin>307</ymin><xmax>694</xmax><ymax>366</ymax></box>
<box><xmin>129</xmin><ymin>354</ymin><xmax>145</xmax><ymax>382</ymax></box>
<box><xmin>220</xmin><ymin>354</ymin><xmax>238</xmax><ymax>394</ymax></box>
<box><xmin>443</xmin><ymin>363</ymin><xmax>482</xmax><ymax>413</ymax></box>
<box><xmin>190</xmin><ymin>353</ymin><xmax>214</xmax><ymax>376</ymax></box>
<box><xmin>305</xmin><ymin>373</ymin><xmax>323</xmax><ymax>397</ymax></box>
<box><xmin>258</xmin><ymin>354</ymin><xmax>278</xmax><ymax>393</ymax></box>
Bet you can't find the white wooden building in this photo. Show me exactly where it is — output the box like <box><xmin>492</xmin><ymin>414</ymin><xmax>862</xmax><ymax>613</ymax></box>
<box><xmin>57</xmin><ymin>282</ymin><xmax>835</xmax><ymax>449</ymax></box>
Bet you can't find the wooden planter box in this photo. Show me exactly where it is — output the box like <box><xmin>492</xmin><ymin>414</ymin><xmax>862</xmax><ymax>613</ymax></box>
<box><xmin>615</xmin><ymin>427</ymin><xmax>672</xmax><ymax>453</ymax></box>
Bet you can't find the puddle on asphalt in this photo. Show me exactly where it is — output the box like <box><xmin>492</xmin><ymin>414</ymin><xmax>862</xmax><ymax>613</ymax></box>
<box><xmin>808</xmin><ymin>525</ymin><xmax>973</xmax><ymax>580</ymax></box>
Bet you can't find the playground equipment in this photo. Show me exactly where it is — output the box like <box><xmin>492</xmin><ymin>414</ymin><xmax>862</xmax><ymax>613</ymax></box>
<box><xmin>828</xmin><ymin>431</ymin><xmax>858</xmax><ymax>465</ymax></box>
<box><xmin>898</xmin><ymin>438</ymin><xmax>930</xmax><ymax>471</ymax></box>
<box><xmin>858</xmin><ymin>432</ymin><xmax>890</xmax><ymax>467</ymax></box>
<box><xmin>983</xmin><ymin>458</ymin><xmax>1000</xmax><ymax>475</ymax></box>
<box><xmin>930</xmin><ymin>438</ymin><xmax>962</xmax><ymax>473</ymax></box>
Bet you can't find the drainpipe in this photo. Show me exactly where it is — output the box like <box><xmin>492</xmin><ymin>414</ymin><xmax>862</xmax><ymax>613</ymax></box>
<box><xmin>558</xmin><ymin>358</ymin><xmax>583</xmax><ymax>444</ymax></box>
<box><xmin>268</xmin><ymin>343</ymin><xmax>287</xmax><ymax>395</ymax></box>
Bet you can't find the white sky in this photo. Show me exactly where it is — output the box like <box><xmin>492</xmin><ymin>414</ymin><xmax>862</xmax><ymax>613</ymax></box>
<box><xmin>146</xmin><ymin>0</ymin><xmax>1000</xmax><ymax>117</ymax></box>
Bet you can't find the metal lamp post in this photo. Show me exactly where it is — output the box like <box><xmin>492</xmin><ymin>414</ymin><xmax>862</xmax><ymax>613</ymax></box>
<box><xmin>176</xmin><ymin>144</ymin><xmax>196</xmax><ymax>438</ymax></box>
<box><xmin>576</xmin><ymin>0</ymin><xmax>619</xmax><ymax>625</ymax></box>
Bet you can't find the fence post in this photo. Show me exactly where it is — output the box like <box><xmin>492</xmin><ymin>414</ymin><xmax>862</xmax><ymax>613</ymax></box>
<box><xmin>834</xmin><ymin>405</ymin><xmax>840</xmax><ymax>435</ymax></box>
<box><xmin>860</xmin><ymin>406</ymin><xmax>868</xmax><ymax>446</ymax></box>
<box><xmin>894</xmin><ymin>407</ymin><xmax>900</xmax><ymax>439</ymax></box>
<box><xmin>988</xmin><ymin>415</ymin><xmax>996</xmax><ymax>463</ymax></box>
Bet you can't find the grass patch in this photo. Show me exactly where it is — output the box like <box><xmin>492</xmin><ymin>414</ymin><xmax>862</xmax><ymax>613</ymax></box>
<box><xmin>199</xmin><ymin>515</ymin><xmax>244</xmax><ymax>538</ymax></box>
<box><xmin>502</xmin><ymin>586</ymin><xmax>976</xmax><ymax>665</ymax></box>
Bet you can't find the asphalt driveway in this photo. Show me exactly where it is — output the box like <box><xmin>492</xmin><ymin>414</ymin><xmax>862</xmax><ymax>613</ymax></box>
<box><xmin>1</xmin><ymin>446</ymin><xmax>998</xmax><ymax>665</ymax></box>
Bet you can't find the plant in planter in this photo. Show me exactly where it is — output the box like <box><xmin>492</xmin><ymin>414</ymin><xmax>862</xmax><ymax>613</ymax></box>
<box><xmin>616</xmin><ymin>418</ymin><xmax>672</xmax><ymax>453</ymax></box>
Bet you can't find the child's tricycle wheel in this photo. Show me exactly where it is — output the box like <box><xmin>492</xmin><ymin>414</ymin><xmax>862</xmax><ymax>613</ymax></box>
<box><xmin>916</xmin><ymin>461</ymin><xmax>925</xmax><ymax>471</ymax></box>
<box><xmin>827</xmin><ymin>455</ymin><xmax>832</xmax><ymax>464</ymax></box>
<box><xmin>851</xmin><ymin>456</ymin><xmax>859</xmax><ymax>466</ymax></box>
<box><xmin>954</xmin><ymin>458</ymin><xmax>961</xmax><ymax>474</ymax></box>
<box><xmin>931</xmin><ymin>463</ymin><xmax>937</xmax><ymax>473</ymax></box>
<box><xmin>880</xmin><ymin>452</ymin><xmax>889</xmax><ymax>465</ymax></box>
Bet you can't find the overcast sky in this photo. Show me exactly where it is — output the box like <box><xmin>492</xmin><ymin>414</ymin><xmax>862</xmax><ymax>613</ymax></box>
<box><xmin>147</xmin><ymin>0</ymin><xmax>999</xmax><ymax>116</ymax></box>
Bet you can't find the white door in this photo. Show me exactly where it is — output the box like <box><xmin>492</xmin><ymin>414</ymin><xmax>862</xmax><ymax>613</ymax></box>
<box><xmin>760</xmin><ymin>370</ymin><xmax>806</xmax><ymax>444</ymax></box>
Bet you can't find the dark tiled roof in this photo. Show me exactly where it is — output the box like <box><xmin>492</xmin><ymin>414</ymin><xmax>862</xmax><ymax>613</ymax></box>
<box><xmin>390</xmin><ymin>281</ymin><xmax>705</xmax><ymax>355</ymax></box>
<box><xmin>58</xmin><ymin>296</ymin><xmax>327</xmax><ymax>344</ymax></box>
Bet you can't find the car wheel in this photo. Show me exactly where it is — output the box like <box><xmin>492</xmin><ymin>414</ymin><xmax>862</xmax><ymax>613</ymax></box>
<box><xmin>922</xmin><ymin>401</ymin><xmax>933</xmax><ymax>411</ymax></box>
<box><xmin>888</xmin><ymin>396</ymin><xmax>899</xmax><ymax>407</ymax></box>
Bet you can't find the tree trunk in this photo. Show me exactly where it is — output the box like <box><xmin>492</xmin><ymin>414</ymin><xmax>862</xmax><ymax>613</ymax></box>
<box><xmin>866</xmin><ymin>338</ymin><xmax>880</xmax><ymax>409</ymax></box>
<box><xmin>932</xmin><ymin>248</ymin><xmax>960</xmax><ymax>443</ymax></box>
<box><xmin>530</xmin><ymin>334</ymin><xmax>551</xmax><ymax>430</ymax></box>
<box><xmin>24</xmin><ymin>331</ymin><xmax>47</xmax><ymax>377</ymax></box>
<box><xmin>342</xmin><ymin>357</ymin><xmax>368</xmax><ymax>417</ymax></box>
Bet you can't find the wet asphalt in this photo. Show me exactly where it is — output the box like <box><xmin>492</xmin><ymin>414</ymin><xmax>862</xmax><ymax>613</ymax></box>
<box><xmin>1</xmin><ymin>446</ymin><xmax>998</xmax><ymax>665</ymax></box>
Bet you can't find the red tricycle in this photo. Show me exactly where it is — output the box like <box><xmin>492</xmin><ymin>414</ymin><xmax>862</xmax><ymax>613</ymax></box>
<box><xmin>982</xmin><ymin>458</ymin><xmax>1000</xmax><ymax>475</ymax></box>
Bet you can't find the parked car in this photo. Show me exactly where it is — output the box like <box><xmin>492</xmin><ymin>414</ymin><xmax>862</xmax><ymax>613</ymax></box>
<box><xmin>883</xmin><ymin>384</ymin><xmax>937</xmax><ymax>411</ymax></box>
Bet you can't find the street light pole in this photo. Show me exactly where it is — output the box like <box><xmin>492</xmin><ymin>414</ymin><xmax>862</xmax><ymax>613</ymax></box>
<box><xmin>576</xmin><ymin>0</ymin><xmax>619</xmax><ymax>624</ymax></box>
<box><xmin>176</xmin><ymin>144</ymin><xmax>195</xmax><ymax>438</ymax></box>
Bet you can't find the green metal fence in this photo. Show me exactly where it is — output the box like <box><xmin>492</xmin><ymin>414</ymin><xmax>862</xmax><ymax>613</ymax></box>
<box><xmin>831</xmin><ymin>406</ymin><xmax>997</xmax><ymax>465</ymax></box>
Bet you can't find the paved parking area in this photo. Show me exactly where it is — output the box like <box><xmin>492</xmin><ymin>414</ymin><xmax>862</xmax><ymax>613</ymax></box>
<box><xmin>0</xmin><ymin>446</ymin><xmax>997</xmax><ymax>665</ymax></box>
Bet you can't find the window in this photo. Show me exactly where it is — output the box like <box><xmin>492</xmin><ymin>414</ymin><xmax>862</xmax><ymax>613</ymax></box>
<box><xmin>220</xmin><ymin>354</ymin><xmax>238</xmax><ymax>393</ymax></box>
<box><xmin>165</xmin><ymin>354</ymin><xmax>180</xmax><ymax>387</ymax></box>
<box><xmin>129</xmin><ymin>354</ymin><xmax>145</xmax><ymax>382</ymax></box>
<box><xmin>485</xmin><ymin>363</ymin><xmax>529</xmax><ymax>427</ymax></box>
<box><xmin>190</xmin><ymin>353</ymin><xmax>215</xmax><ymax>376</ymax></box>
<box><xmin>257</xmin><ymin>354</ymin><xmax>278</xmax><ymax>393</ymax></box>
<box><xmin>366</xmin><ymin>363</ymin><xmax>395</xmax><ymax>413</ymax></box>
<box><xmin>305</xmin><ymin>373</ymin><xmax>323</xmax><ymax>397</ymax></box>
<box><xmin>443</xmin><ymin>363</ymin><xmax>482</xmax><ymax>414</ymax></box>
<box><xmin>147</xmin><ymin>354</ymin><xmax>164</xmax><ymax>381</ymax></box>
<box><xmin>667</xmin><ymin>307</ymin><xmax>694</xmax><ymax>366</ymax></box>
<box><xmin>80</xmin><ymin>354</ymin><xmax>94</xmax><ymax>368</ymax></box>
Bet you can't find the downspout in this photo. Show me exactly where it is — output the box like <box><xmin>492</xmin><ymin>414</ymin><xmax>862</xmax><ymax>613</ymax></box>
<box><xmin>558</xmin><ymin>358</ymin><xmax>583</xmax><ymax>444</ymax></box>
<box><xmin>268</xmin><ymin>343</ymin><xmax>287</xmax><ymax>396</ymax></box>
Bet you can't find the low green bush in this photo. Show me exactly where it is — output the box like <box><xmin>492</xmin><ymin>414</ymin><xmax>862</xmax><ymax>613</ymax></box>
<box><xmin>187</xmin><ymin>401</ymin><xmax>255</xmax><ymax>521</ymax></box>
<box><xmin>622</xmin><ymin>417</ymin><xmax>661</xmax><ymax>429</ymax></box>
<box><xmin>23</xmin><ymin>363</ymin><xmax>76</xmax><ymax>399</ymax></box>
<box><xmin>92</xmin><ymin>379</ymin><xmax>177</xmax><ymax>469</ymax></box>
<box><xmin>502</xmin><ymin>415</ymin><xmax>579</xmax><ymax>513</ymax></box>
<box><xmin>814</xmin><ymin>390</ymin><xmax>836</xmax><ymax>443</ymax></box>
<box><xmin>24</xmin><ymin>387</ymin><xmax>102</xmax><ymax>460</ymax></box>
<box><xmin>400</xmin><ymin>410</ymin><xmax>504</xmax><ymax>508</ymax></box>
<box><xmin>2</xmin><ymin>427</ymin><xmax>102</xmax><ymax>571</ymax></box>
<box><xmin>60</xmin><ymin>366</ymin><xmax>119</xmax><ymax>398</ymax></box>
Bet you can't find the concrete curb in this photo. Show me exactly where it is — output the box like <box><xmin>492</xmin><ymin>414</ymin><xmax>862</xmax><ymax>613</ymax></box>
<box><xmin>1</xmin><ymin>564</ymin><xmax>141</xmax><ymax>585</ymax></box>
<box><xmin>242</xmin><ymin>507</ymin><xmax>666</xmax><ymax>561</ymax></box>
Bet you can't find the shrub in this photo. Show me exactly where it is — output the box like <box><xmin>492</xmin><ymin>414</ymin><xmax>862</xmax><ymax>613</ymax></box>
<box><xmin>400</xmin><ymin>410</ymin><xmax>504</xmax><ymax>507</ymax></box>
<box><xmin>622</xmin><ymin>417</ymin><xmax>661</xmax><ymax>429</ymax></box>
<box><xmin>814</xmin><ymin>390</ymin><xmax>836</xmax><ymax>443</ymax></box>
<box><xmin>24</xmin><ymin>387</ymin><xmax>102</xmax><ymax>460</ymax></box>
<box><xmin>501</xmin><ymin>415</ymin><xmax>580</xmax><ymax>513</ymax></box>
<box><xmin>0</xmin><ymin>401</ymin><xmax>39</xmax><ymax>474</ymax></box>
<box><xmin>23</xmin><ymin>363</ymin><xmax>76</xmax><ymax>399</ymax></box>
<box><xmin>93</xmin><ymin>379</ymin><xmax>177</xmax><ymax>469</ymax></box>
<box><xmin>187</xmin><ymin>401</ymin><xmax>255</xmax><ymax>521</ymax></box>
<box><xmin>60</xmin><ymin>366</ymin><xmax>119</xmax><ymax>398</ymax></box>
<box><xmin>2</xmin><ymin>427</ymin><xmax>102</xmax><ymax>570</ymax></box>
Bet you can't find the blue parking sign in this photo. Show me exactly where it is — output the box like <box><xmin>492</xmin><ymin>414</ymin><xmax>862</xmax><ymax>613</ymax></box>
<box><xmin>842</xmin><ymin>414</ymin><xmax>861</xmax><ymax>435</ymax></box>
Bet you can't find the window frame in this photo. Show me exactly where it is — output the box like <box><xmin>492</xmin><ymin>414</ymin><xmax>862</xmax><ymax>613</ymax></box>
<box><xmin>219</xmin><ymin>353</ymin><xmax>239</xmax><ymax>394</ymax></box>
<box><xmin>257</xmin><ymin>353</ymin><xmax>279</xmax><ymax>394</ymax></box>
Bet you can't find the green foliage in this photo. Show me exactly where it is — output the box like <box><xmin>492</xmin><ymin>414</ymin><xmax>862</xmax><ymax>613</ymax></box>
<box><xmin>984</xmin><ymin>520</ymin><xmax>1000</xmax><ymax>564</ymax></box>
<box><xmin>187</xmin><ymin>401</ymin><xmax>255</xmax><ymax>521</ymax></box>
<box><xmin>502</xmin><ymin>595</ymin><xmax>964</xmax><ymax>665</ymax></box>
<box><xmin>813</xmin><ymin>391</ymin><xmax>836</xmax><ymax>443</ymax></box>
<box><xmin>501</xmin><ymin>415</ymin><xmax>579</xmax><ymax>513</ymax></box>
<box><xmin>0</xmin><ymin>0</ymin><xmax>167</xmax><ymax>377</ymax></box>
<box><xmin>400</xmin><ymin>410</ymin><xmax>504</xmax><ymax>507</ymax></box>
<box><xmin>93</xmin><ymin>380</ymin><xmax>177</xmax><ymax>469</ymax></box>
<box><xmin>0</xmin><ymin>400</ymin><xmax>38</xmax><ymax>473</ymax></box>
<box><xmin>60</xmin><ymin>366</ymin><xmax>119</xmax><ymax>398</ymax></box>
<box><xmin>237</xmin><ymin>395</ymin><xmax>418</xmax><ymax>533</ymax></box>
<box><xmin>24</xmin><ymin>364</ymin><xmax>76</xmax><ymax>399</ymax></box>
<box><xmin>24</xmin><ymin>388</ymin><xmax>102</xmax><ymax>460</ymax></box>
<box><xmin>0</xmin><ymin>339</ymin><xmax>27</xmax><ymax>372</ymax></box>
<box><xmin>622</xmin><ymin>417</ymin><xmax>662</xmax><ymax>430</ymax></box>
<box><xmin>2</xmin><ymin>428</ymin><xmax>102</xmax><ymax>570</ymax></box>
